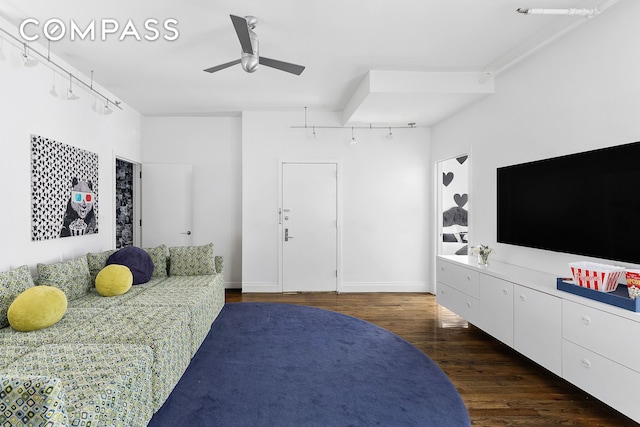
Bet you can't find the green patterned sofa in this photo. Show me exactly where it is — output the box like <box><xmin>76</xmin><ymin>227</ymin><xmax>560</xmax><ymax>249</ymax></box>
<box><xmin>0</xmin><ymin>243</ymin><xmax>225</xmax><ymax>426</ymax></box>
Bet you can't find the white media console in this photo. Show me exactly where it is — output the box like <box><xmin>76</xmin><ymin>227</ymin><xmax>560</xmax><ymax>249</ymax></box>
<box><xmin>436</xmin><ymin>255</ymin><xmax>640</xmax><ymax>422</ymax></box>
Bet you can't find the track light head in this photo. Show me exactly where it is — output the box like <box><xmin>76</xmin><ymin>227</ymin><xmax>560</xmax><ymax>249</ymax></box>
<box><xmin>67</xmin><ymin>74</ymin><xmax>80</xmax><ymax>100</ymax></box>
<box><xmin>67</xmin><ymin>88</ymin><xmax>79</xmax><ymax>100</ymax></box>
<box><xmin>49</xmin><ymin>70</ymin><xmax>57</xmax><ymax>97</ymax></box>
<box><xmin>21</xmin><ymin>44</ymin><xmax>38</xmax><ymax>67</ymax></box>
<box><xmin>385</xmin><ymin>127</ymin><xmax>393</xmax><ymax>140</ymax></box>
<box><xmin>104</xmin><ymin>101</ymin><xmax>113</xmax><ymax>115</ymax></box>
<box><xmin>350</xmin><ymin>127</ymin><xmax>358</xmax><ymax>145</ymax></box>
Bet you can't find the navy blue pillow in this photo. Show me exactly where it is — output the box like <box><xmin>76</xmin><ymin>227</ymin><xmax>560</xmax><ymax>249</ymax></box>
<box><xmin>106</xmin><ymin>246</ymin><xmax>154</xmax><ymax>285</ymax></box>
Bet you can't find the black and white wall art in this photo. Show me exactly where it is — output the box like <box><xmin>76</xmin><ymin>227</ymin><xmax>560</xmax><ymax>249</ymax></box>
<box><xmin>115</xmin><ymin>158</ymin><xmax>134</xmax><ymax>248</ymax></box>
<box><xmin>31</xmin><ymin>135</ymin><xmax>99</xmax><ymax>240</ymax></box>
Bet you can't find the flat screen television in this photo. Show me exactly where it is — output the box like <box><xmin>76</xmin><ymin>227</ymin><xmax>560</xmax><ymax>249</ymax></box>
<box><xmin>497</xmin><ymin>141</ymin><xmax>640</xmax><ymax>265</ymax></box>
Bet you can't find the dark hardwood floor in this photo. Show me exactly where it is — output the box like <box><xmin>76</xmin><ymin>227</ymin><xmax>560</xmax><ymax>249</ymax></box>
<box><xmin>225</xmin><ymin>290</ymin><xmax>638</xmax><ymax>426</ymax></box>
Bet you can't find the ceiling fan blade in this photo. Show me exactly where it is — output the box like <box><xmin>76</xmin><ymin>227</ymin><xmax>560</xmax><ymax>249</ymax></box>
<box><xmin>230</xmin><ymin>15</ymin><xmax>253</xmax><ymax>54</ymax></box>
<box><xmin>204</xmin><ymin>59</ymin><xmax>241</xmax><ymax>73</ymax></box>
<box><xmin>259</xmin><ymin>56</ymin><xmax>305</xmax><ymax>75</ymax></box>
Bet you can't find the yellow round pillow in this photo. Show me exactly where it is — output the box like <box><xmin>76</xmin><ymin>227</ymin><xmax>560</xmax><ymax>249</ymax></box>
<box><xmin>96</xmin><ymin>264</ymin><xmax>133</xmax><ymax>297</ymax></box>
<box><xmin>8</xmin><ymin>286</ymin><xmax>67</xmax><ymax>332</ymax></box>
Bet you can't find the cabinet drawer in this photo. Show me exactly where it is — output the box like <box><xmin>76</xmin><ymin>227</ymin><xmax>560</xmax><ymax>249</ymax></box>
<box><xmin>437</xmin><ymin>282</ymin><xmax>479</xmax><ymax>325</ymax></box>
<box><xmin>563</xmin><ymin>300</ymin><xmax>640</xmax><ymax>372</ymax></box>
<box><xmin>563</xmin><ymin>340</ymin><xmax>640</xmax><ymax>422</ymax></box>
<box><xmin>436</xmin><ymin>259</ymin><xmax>479</xmax><ymax>299</ymax></box>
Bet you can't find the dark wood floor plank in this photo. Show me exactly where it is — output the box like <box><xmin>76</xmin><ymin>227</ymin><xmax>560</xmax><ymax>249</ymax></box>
<box><xmin>225</xmin><ymin>291</ymin><xmax>637</xmax><ymax>426</ymax></box>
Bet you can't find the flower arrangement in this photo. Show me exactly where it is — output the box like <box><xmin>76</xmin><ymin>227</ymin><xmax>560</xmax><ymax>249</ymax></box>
<box><xmin>471</xmin><ymin>244</ymin><xmax>493</xmax><ymax>266</ymax></box>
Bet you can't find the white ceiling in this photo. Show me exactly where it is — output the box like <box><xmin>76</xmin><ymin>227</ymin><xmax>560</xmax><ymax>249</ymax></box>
<box><xmin>0</xmin><ymin>0</ymin><xmax>614</xmax><ymax>125</ymax></box>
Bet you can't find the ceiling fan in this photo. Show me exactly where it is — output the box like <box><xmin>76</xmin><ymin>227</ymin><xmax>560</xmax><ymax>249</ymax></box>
<box><xmin>204</xmin><ymin>15</ymin><xmax>305</xmax><ymax>75</ymax></box>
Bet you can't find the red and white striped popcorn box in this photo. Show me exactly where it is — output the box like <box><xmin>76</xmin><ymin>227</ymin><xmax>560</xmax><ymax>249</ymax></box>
<box><xmin>569</xmin><ymin>262</ymin><xmax>625</xmax><ymax>292</ymax></box>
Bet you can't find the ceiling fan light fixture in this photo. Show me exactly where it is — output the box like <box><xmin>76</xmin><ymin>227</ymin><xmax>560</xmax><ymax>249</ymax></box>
<box><xmin>204</xmin><ymin>14</ymin><xmax>305</xmax><ymax>76</ymax></box>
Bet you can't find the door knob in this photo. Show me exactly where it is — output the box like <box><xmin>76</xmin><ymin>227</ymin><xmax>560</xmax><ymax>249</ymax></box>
<box><xmin>181</xmin><ymin>231</ymin><xmax>192</xmax><ymax>235</ymax></box>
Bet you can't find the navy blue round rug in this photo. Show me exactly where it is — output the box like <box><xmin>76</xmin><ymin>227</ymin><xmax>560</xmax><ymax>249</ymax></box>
<box><xmin>149</xmin><ymin>302</ymin><xmax>470</xmax><ymax>426</ymax></box>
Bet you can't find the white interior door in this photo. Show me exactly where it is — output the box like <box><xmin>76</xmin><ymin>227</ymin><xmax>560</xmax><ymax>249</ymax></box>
<box><xmin>282</xmin><ymin>163</ymin><xmax>337</xmax><ymax>292</ymax></box>
<box><xmin>141</xmin><ymin>164</ymin><xmax>193</xmax><ymax>248</ymax></box>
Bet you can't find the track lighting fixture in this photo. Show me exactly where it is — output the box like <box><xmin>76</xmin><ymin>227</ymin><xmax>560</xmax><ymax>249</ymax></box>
<box><xmin>67</xmin><ymin>74</ymin><xmax>79</xmax><ymax>100</ymax></box>
<box><xmin>516</xmin><ymin>8</ymin><xmax>600</xmax><ymax>18</ymax></box>
<box><xmin>0</xmin><ymin>25</ymin><xmax>123</xmax><ymax>114</ymax></box>
<box><xmin>104</xmin><ymin>100</ymin><xmax>113</xmax><ymax>115</ymax></box>
<box><xmin>291</xmin><ymin>107</ymin><xmax>417</xmax><ymax>144</ymax></box>
<box><xmin>21</xmin><ymin>43</ymin><xmax>38</xmax><ymax>67</ymax></box>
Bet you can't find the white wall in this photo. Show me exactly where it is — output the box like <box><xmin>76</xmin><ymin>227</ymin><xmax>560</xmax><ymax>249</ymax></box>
<box><xmin>141</xmin><ymin>116</ymin><xmax>242</xmax><ymax>287</ymax></box>
<box><xmin>0</xmin><ymin>18</ymin><xmax>142</xmax><ymax>272</ymax></box>
<box><xmin>431</xmin><ymin>0</ymin><xmax>640</xmax><ymax>282</ymax></box>
<box><xmin>242</xmin><ymin>111</ymin><xmax>431</xmax><ymax>292</ymax></box>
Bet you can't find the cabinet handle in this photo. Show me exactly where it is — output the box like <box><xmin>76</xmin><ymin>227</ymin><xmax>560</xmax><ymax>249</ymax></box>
<box><xmin>440</xmin><ymin>289</ymin><xmax>445</xmax><ymax>295</ymax></box>
<box><xmin>466</xmin><ymin>301</ymin><xmax>472</xmax><ymax>308</ymax></box>
<box><xmin>519</xmin><ymin>294</ymin><xmax>526</xmax><ymax>302</ymax></box>
<box><xmin>466</xmin><ymin>275</ymin><xmax>471</xmax><ymax>281</ymax></box>
<box><xmin>581</xmin><ymin>358</ymin><xmax>592</xmax><ymax>369</ymax></box>
<box><xmin>502</xmin><ymin>288</ymin><xmax>509</xmax><ymax>295</ymax></box>
<box><xmin>581</xmin><ymin>315</ymin><xmax>591</xmax><ymax>325</ymax></box>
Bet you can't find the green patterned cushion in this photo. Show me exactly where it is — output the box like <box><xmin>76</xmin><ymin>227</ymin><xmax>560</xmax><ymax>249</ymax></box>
<box><xmin>0</xmin><ymin>266</ymin><xmax>35</xmax><ymax>329</ymax></box>
<box><xmin>0</xmin><ymin>346</ymin><xmax>33</xmax><ymax>369</ymax></box>
<box><xmin>144</xmin><ymin>244</ymin><xmax>168</xmax><ymax>278</ymax></box>
<box><xmin>3</xmin><ymin>344</ymin><xmax>154</xmax><ymax>427</ymax></box>
<box><xmin>215</xmin><ymin>255</ymin><xmax>224</xmax><ymax>275</ymax></box>
<box><xmin>0</xmin><ymin>308</ymin><xmax>103</xmax><ymax>347</ymax></box>
<box><xmin>168</xmin><ymin>243</ymin><xmax>215</xmax><ymax>276</ymax></box>
<box><xmin>0</xmin><ymin>376</ymin><xmax>69</xmax><ymax>426</ymax></box>
<box><xmin>124</xmin><ymin>279</ymin><xmax>225</xmax><ymax>355</ymax></box>
<box><xmin>87</xmin><ymin>249</ymin><xmax>118</xmax><ymax>281</ymax></box>
<box><xmin>57</xmin><ymin>305</ymin><xmax>191</xmax><ymax>410</ymax></box>
<box><xmin>37</xmin><ymin>256</ymin><xmax>91</xmax><ymax>301</ymax></box>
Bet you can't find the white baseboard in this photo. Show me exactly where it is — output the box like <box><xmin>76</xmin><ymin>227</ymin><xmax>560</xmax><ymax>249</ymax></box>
<box><xmin>338</xmin><ymin>282</ymin><xmax>429</xmax><ymax>293</ymax></box>
<box><xmin>240</xmin><ymin>282</ymin><xmax>430</xmax><ymax>293</ymax></box>
<box><xmin>241</xmin><ymin>282</ymin><xmax>280</xmax><ymax>293</ymax></box>
<box><xmin>224</xmin><ymin>281</ymin><xmax>242</xmax><ymax>289</ymax></box>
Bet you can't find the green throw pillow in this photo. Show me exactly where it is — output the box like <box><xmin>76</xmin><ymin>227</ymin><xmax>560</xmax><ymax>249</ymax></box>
<box><xmin>37</xmin><ymin>256</ymin><xmax>91</xmax><ymax>301</ymax></box>
<box><xmin>168</xmin><ymin>243</ymin><xmax>215</xmax><ymax>276</ymax></box>
<box><xmin>0</xmin><ymin>265</ymin><xmax>35</xmax><ymax>328</ymax></box>
<box><xmin>86</xmin><ymin>249</ymin><xmax>118</xmax><ymax>281</ymax></box>
<box><xmin>144</xmin><ymin>244</ymin><xmax>168</xmax><ymax>278</ymax></box>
